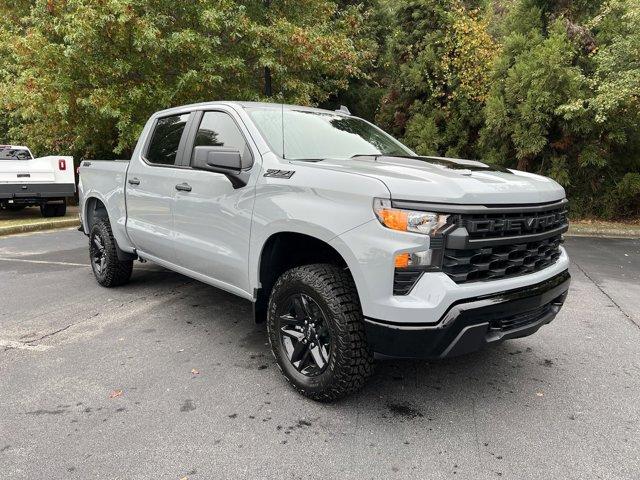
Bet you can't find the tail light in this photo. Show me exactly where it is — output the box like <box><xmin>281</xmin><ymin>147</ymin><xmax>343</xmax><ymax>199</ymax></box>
<box><xmin>58</xmin><ymin>159</ymin><xmax>66</xmax><ymax>170</ymax></box>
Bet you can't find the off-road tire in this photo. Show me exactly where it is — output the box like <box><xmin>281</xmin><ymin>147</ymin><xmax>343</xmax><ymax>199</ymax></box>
<box><xmin>89</xmin><ymin>218</ymin><xmax>133</xmax><ymax>287</ymax></box>
<box><xmin>41</xmin><ymin>203</ymin><xmax>66</xmax><ymax>217</ymax></box>
<box><xmin>267</xmin><ymin>264</ymin><xmax>374</xmax><ymax>401</ymax></box>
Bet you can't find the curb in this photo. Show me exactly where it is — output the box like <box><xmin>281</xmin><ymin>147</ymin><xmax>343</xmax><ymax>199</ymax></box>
<box><xmin>566</xmin><ymin>227</ymin><xmax>640</xmax><ymax>239</ymax></box>
<box><xmin>0</xmin><ymin>218</ymin><xmax>80</xmax><ymax>237</ymax></box>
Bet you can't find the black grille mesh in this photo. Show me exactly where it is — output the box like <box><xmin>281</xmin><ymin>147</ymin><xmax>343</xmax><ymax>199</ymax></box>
<box><xmin>443</xmin><ymin>235</ymin><xmax>562</xmax><ymax>283</ymax></box>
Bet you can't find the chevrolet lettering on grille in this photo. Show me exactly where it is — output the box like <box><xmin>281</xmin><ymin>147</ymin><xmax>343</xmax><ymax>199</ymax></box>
<box><xmin>465</xmin><ymin>212</ymin><xmax>566</xmax><ymax>234</ymax></box>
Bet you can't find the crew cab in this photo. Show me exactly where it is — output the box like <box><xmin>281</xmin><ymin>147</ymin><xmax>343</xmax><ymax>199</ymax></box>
<box><xmin>0</xmin><ymin>145</ymin><xmax>74</xmax><ymax>216</ymax></box>
<box><xmin>78</xmin><ymin>102</ymin><xmax>570</xmax><ymax>401</ymax></box>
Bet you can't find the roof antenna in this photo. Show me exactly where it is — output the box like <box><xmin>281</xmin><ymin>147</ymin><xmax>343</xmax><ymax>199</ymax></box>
<box><xmin>336</xmin><ymin>105</ymin><xmax>351</xmax><ymax>115</ymax></box>
<box><xmin>281</xmin><ymin>101</ymin><xmax>286</xmax><ymax>159</ymax></box>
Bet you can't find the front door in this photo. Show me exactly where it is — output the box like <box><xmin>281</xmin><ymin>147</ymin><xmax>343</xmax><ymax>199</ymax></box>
<box><xmin>126</xmin><ymin>112</ymin><xmax>191</xmax><ymax>263</ymax></box>
<box><xmin>172</xmin><ymin>109</ymin><xmax>258</xmax><ymax>296</ymax></box>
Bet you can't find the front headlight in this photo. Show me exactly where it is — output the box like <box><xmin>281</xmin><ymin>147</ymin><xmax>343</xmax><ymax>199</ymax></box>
<box><xmin>373</xmin><ymin>198</ymin><xmax>449</xmax><ymax>235</ymax></box>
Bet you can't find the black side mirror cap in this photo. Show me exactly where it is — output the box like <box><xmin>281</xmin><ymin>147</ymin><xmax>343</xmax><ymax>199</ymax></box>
<box><xmin>192</xmin><ymin>146</ymin><xmax>250</xmax><ymax>189</ymax></box>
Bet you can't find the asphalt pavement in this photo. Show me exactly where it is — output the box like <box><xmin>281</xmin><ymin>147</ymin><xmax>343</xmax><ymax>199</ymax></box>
<box><xmin>0</xmin><ymin>229</ymin><xmax>638</xmax><ymax>480</ymax></box>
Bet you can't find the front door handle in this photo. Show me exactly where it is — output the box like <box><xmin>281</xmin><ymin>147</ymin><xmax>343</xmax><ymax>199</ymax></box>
<box><xmin>175</xmin><ymin>183</ymin><xmax>192</xmax><ymax>192</ymax></box>
<box><xmin>128</xmin><ymin>177</ymin><xmax>140</xmax><ymax>186</ymax></box>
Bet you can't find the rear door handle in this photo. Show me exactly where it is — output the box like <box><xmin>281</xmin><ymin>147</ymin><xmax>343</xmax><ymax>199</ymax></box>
<box><xmin>175</xmin><ymin>183</ymin><xmax>192</xmax><ymax>192</ymax></box>
<box><xmin>128</xmin><ymin>177</ymin><xmax>140</xmax><ymax>186</ymax></box>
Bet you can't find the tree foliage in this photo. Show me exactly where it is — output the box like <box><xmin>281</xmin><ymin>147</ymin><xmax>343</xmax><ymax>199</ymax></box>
<box><xmin>1</xmin><ymin>0</ymin><xmax>638</xmax><ymax>218</ymax></box>
<box><xmin>0</xmin><ymin>0</ymin><xmax>372</xmax><ymax>157</ymax></box>
<box><xmin>376</xmin><ymin>0</ymin><xmax>499</xmax><ymax>159</ymax></box>
<box><xmin>377</xmin><ymin>0</ymin><xmax>640</xmax><ymax>218</ymax></box>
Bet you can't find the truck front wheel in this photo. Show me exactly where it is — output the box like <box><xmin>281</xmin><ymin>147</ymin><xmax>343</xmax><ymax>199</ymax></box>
<box><xmin>267</xmin><ymin>264</ymin><xmax>374</xmax><ymax>401</ymax></box>
<box><xmin>89</xmin><ymin>218</ymin><xmax>133</xmax><ymax>287</ymax></box>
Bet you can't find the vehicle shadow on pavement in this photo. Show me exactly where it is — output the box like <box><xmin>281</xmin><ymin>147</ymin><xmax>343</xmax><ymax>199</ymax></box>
<box><xmin>129</xmin><ymin>267</ymin><xmax>558</xmax><ymax>419</ymax></box>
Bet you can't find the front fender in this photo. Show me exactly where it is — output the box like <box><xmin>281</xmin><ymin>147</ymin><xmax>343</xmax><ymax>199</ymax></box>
<box><xmin>248</xmin><ymin>169</ymin><xmax>390</xmax><ymax>291</ymax></box>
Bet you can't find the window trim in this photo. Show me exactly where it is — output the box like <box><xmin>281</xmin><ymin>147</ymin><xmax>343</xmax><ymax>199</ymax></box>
<box><xmin>179</xmin><ymin>109</ymin><xmax>254</xmax><ymax>170</ymax></box>
<box><xmin>141</xmin><ymin>112</ymin><xmax>195</xmax><ymax>168</ymax></box>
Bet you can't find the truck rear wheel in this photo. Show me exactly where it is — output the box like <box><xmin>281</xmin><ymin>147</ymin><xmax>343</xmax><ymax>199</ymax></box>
<box><xmin>267</xmin><ymin>264</ymin><xmax>374</xmax><ymax>401</ymax></box>
<box><xmin>40</xmin><ymin>203</ymin><xmax>66</xmax><ymax>217</ymax></box>
<box><xmin>89</xmin><ymin>218</ymin><xmax>133</xmax><ymax>287</ymax></box>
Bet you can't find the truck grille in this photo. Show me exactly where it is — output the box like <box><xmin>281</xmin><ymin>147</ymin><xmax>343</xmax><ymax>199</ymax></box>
<box><xmin>443</xmin><ymin>236</ymin><xmax>562</xmax><ymax>283</ymax></box>
<box><xmin>441</xmin><ymin>202</ymin><xmax>568</xmax><ymax>284</ymax></box>
<box><xmin>464</xmin><ymin>205</ymin><xmax>568</xmax><ymax>239</ymax></box>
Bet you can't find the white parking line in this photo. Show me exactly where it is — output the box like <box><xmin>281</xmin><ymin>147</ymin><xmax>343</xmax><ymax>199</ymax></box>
<box><xmin>0</xmin><ymin>257</ymin><xmax>88</xmax><ymax>267</ymax></box>
<box><xmin>0</xmin><ymin>256</ymin><xmax>166</xmax><ymax>271</ymax></box>
<box><xmin>0</xmin><ymin>339</ymin><xmax>51</xmax><ymax>351</ymax></box>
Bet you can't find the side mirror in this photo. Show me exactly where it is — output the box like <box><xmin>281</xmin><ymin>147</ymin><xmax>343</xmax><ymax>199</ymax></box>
<box><xmin>192</xmin><ymin>146</ymin><xmax>250</xmax><ymax>189</ymax></box>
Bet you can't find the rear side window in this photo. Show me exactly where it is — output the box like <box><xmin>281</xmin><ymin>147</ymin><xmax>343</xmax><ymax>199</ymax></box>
<box><xmin>192</xmin><ymin>111</ymin><xmax>253</xmax><ymax>169</ymax></box>
<box><xmin>146</xmin><ymin>114</ymin><xmax>190</xmax><ymax>165</ymax></box>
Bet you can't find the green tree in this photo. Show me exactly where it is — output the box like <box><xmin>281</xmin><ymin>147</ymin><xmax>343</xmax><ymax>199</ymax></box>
<box><xmin>376</xmin><ymin>0</ymin><xmax>499</xmax><ymax>159</ymax></box>
<box><xmin>0</xmin><ymin>0</ymin><xmax>372</xmax><ymax>158</ymax></box>
<box><xmin>559</xmin><ymin>0</ymin><xmax>640</xmax><ymax>216</ymax></box>
<box><xmin>322</xmin><ymin>0</ymin><xmax>393</xmax><ymax>121</ymax></box>
<box><xmin>482</xmin><ymin>0</ymin><xmax>640</xmax><ymax>217</ymax></box>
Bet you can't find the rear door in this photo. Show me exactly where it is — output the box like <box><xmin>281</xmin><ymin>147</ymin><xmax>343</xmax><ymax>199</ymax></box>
<box><xmin>171</xmin><ymin>108</ymin><xmax>258</xmax><ymax>297</ymax></box>
<box><xmin>125</xmin><ymin>112</ymin><xmax>192</xmax><ymax>263</ymax></box>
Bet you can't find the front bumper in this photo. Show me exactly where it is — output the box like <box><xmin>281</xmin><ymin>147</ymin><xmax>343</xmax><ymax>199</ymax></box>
<box><xmin>364</xmin><ymin>270</ymin><xmax>570</xmax><ymax>359</ymax></box>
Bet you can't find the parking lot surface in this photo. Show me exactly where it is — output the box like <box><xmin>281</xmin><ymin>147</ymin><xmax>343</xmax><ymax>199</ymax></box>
<box><xmin>1</xmin><ymin>229</ymin><xmax>638</xmax><ymax>479</ymax></box>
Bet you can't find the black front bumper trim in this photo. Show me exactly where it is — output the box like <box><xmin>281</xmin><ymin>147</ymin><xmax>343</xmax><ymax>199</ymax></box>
<box><xmin>364</xmin><ymin>270</ymin><xmax>570</xmax><ymax>359</ymax></box>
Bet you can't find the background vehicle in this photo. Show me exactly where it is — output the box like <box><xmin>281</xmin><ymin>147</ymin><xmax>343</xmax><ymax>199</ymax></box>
<box><xmin>0</xmin><ymin>145</ymin><xmax>74</xmax><ymax>217</ymax></box>
<box><xmin>78</xmin><ymin>102</ymin><xmax>570</xmax><ymax>401</ymax></box>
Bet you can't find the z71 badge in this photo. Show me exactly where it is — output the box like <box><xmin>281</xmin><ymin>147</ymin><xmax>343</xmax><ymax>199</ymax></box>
<box><xmin>264</xmin><ymin>169</ymin><xmax>295</xmax><ymax>179</ymax></box>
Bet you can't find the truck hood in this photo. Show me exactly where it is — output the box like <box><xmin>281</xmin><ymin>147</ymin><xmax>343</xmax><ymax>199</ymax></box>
<box><xmin>296</xmin><ymin>155</ymin><xmax>565</xmax><ymax>205</ymax></box>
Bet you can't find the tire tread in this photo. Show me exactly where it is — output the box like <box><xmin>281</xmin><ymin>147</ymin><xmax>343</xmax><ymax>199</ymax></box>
<box><xmin>90</xmin><ymin>218</ymin><xmax>133</xmax><ymax>287</ymax></box>
<box><xmin>267</xmin><ymin>263</ymin><xmax>373</xmax><ymax>402</ymax></box>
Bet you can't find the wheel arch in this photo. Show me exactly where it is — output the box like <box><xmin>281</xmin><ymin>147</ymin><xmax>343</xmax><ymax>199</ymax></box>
<box><xmin>84</xmin><ymin>196</ymin><xmax>109</xmax><ymax>232</ymax></box>
<box><xmin>84</xmin><ymin>195</ymin><xmax>136</xmax><ymax>261</ymax></box>
<box><xmin>253</xmin><ymin>231</ymin><xmax>359</xmax><ymax>323</ymax></box>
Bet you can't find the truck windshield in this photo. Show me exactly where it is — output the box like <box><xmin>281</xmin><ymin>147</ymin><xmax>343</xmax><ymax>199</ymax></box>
<box><xmin>0</xmin><ymin>147</ymin><xmax>32</xmax><ymax>160</ymax></box>
<box><xmin>246</xmin><ymin>108</ymin><xmax>414</xmax><ymax>161</ymax></box>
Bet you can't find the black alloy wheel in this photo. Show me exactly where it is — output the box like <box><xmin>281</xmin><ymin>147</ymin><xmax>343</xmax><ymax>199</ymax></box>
<box><xmin>90</xmin><ymin>231</ymin><xmax>107</xmax><ymax>275</ymax></box>
<box><xmin>276</xmin><ymin>293</ymin><xmax>332</xmax><ymax>376</ymax></box>
<box><xmin>88</xmin><ymin>218</ymin><xmax>133</xmax><ymax>287</ymax></box>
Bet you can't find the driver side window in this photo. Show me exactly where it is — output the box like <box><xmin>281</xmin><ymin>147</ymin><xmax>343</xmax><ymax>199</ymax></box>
<box><xmin>192</xmin><ymin>112</ymin><xmax>253</xmax><ymax>169</ymax></box>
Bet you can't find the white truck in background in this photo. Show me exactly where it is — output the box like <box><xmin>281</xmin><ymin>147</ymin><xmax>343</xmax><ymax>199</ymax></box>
<box><xmin>0</xmin><ymin>145</ymin><xmax>75</xmax><ymax>217</ymax></box>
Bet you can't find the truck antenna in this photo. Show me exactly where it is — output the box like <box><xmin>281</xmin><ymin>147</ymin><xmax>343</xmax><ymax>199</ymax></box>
<box><xmin>281</xmin><ymin>102</ymin><xmax>286</xmax><ymax>159</ymax></box>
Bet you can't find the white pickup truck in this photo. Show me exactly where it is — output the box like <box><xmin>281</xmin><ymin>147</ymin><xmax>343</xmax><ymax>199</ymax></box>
<box><xmin>0</xmin><ymin>145</ymin><xmax>74</xmax><ymax>216</ymax></box>
<box><xmin>78</xmin><ymin>102</ymin><xmax>570</xmax><ymax>401</ymax></box>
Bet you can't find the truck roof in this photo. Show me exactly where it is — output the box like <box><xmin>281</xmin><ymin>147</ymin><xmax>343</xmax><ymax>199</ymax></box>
<box><xmin>0</xmin><ymin>145</ymin><xmax>30</xmax><ymax>150</ymax></box>
<box><xmin>153</xmin><ymin>101</ymin><xmax>349</xmax><ymax>119</ymax></box>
